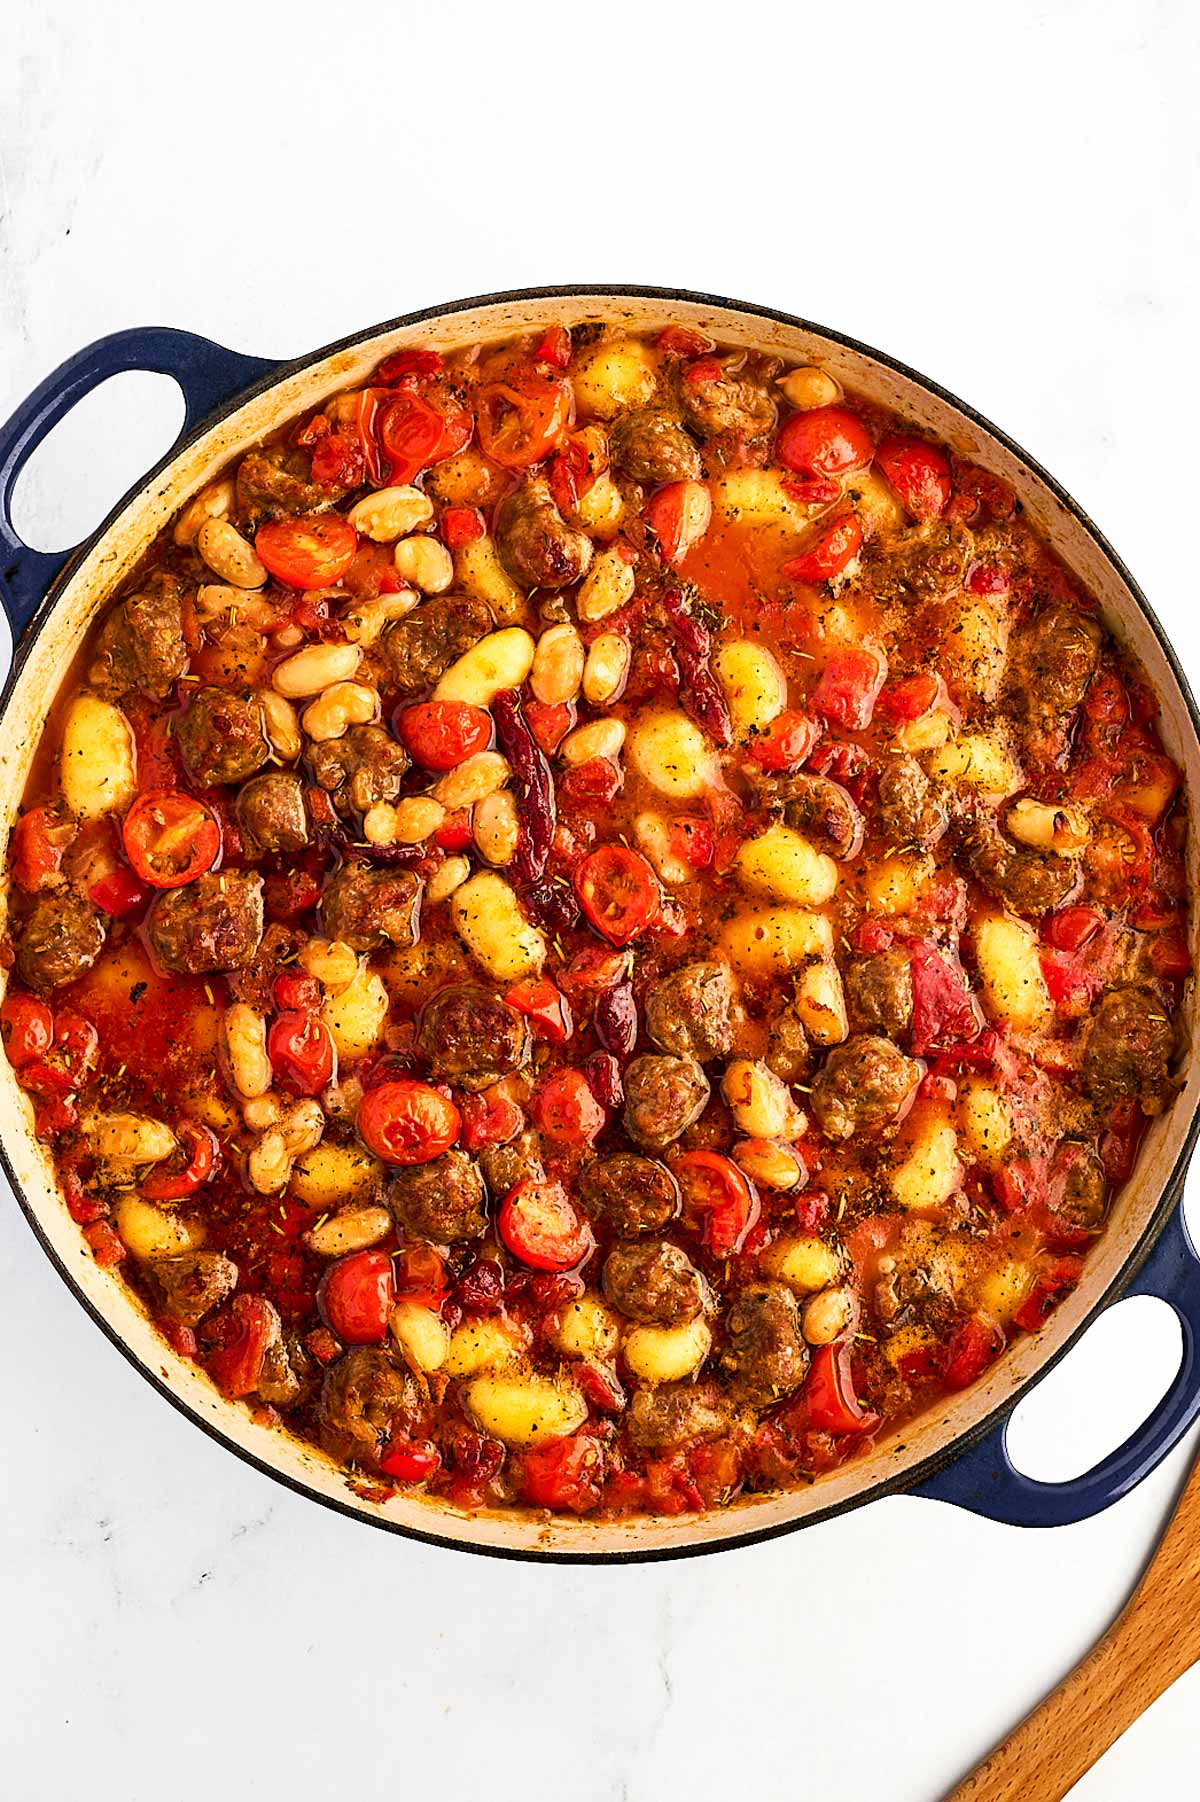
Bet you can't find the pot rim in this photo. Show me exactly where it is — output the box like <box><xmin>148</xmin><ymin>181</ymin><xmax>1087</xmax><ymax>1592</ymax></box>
<box><xmin>3</xmin><ymin>283</ymin><xmax>1198</xmax><ymax>1562</ymax></box>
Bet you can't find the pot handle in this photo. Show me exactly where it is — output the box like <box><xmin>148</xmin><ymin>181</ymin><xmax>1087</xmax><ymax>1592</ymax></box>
<box><xmin>0</xmin><ymin>327</ymin><xmax>279</xmax><ymax>642</ymax></box>
<box><xmin>913</xmin><ymin>1200</ymin><xmax>1200</xmax><ymax>1526</ymax></box>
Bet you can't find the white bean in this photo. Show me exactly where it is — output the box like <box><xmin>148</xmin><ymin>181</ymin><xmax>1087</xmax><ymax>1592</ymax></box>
<box><xmin>298</xmin><ymin>938</ymin><xmax>359</xmax><ymax>993</ymax></box>
<box><xmin>531</xmin><ymin>623</ymin><xmax>585</xmax><ymax>704</ymax></box>
<box><xmin>582</xmin><ymin>632</ymin><xmax>631</xmax><ymax>706</ymax></box>
<box><xmin>473</xmin><ymin>791</ymin><xmax>520</xmax><ymax>866</ymax></box>
<box><xmin>802</xmin><ymin>1286</ymin><xmax>856</xmax><ymax>1345</ymax></box>
<box><xmin>304</xmin><ymin>1205</ymin><xmax>392</xmax><ymax>1257</ymax></box>
<box><xmin>258</xmin><ymin>689</ymin><xmax>302</xmax><ymax>761</ymax></box>
<box><xmin>426</xmin><ymin>856</ymin><xmax>471</xmax><ymax>904</ymax></box>
<box><xmin>301</xmin><ymin>681</ymin><xmax>380</xmax><ymax>742</ymax></box>
<box><xmin>561</xmin><ymin>718</ymin><xmax>625</xmax><ymax>765</ymax></box>
<box><xmin>197</xmin><ymin>518</ymin><xmax>267</xmax><ymax>588</ymax></box>
<box><xmin>433</xmin><ymin>751</ymin><xmax>511</xmax><ymax>807</ymax></box>
<box><xmin>363</xmin><ymin>796</ymin><xmax>446</xmax><ymax>846</ymax></box>
<box><xmin>393</xmin><ymin>536</ymin><xmax>454</xmax><ymax>593</ymax></box>
<box><xmin>347</xmin><ymin>485</ymin><xmax>434</xmax><ymax>542</ymax></box>
<box><xmin>273</xmin><ymin>641</ymin><xmax>362</xmax><ymax>697</ymax></box>
<box><xmin>576</xmin><ymin>545</ymin><xmax>636</xmax><ymax>621</ymax></box>
<box><xmin>222</xmin><ymin>1003</ymin><xmax>272</xmax><ymax>1099</ymax></box>
<box><xmin>778</xmin><ymin>367</ymin><xmax>841</xmax><ymax>410</ymax></box>
<box><xmin>173</xmin><ymin>479</ymin><xmax>235</xmax><ymax>548</ymax></box>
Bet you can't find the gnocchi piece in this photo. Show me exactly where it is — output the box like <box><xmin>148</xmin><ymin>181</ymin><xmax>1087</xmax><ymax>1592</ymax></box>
<box><xmin>893</xmin><ymin>709</ymin><xmax>953</xmax><ymax>754</ymax></box>
<box><xmin>793</xmin><ymin>959</ymin><xmax>849</xmax><ymax>1045</ymax></box>
<box><xmin>888</xmin><ymin>1113</ymin><xmax>964</xmax><ymax>1213</ymax></box>
<box><xmin>321</xmin><ymin>962</ymin><xmax>389</xmax><ymax>1061</ymax></box>
<box><xmin>434</xmin><ymin>627</ymin><xmax>536</xmax><ymax>706</ymax></box>
<box><xmin>549</xmin><ymin>1293</ymin><xmax>620</xmax><ymax>1361</ymax></box>
<box><xmin>721</xmin><ymin>1059</ymin><xmax>805</xmax><ymax>1141</ymax></box>
<box><xmin>571</xmin><ymin>339</ymin><xmax>658</xmax><ymax>419</ymax></box>
<box><xmin>762</xmin><ymin>1234</ymin><xmax>843</xmax><ymax>1293</ymax></box>
<box><xmin>635</xmin><ymin>812</ymin><xmax>693</xmax><ymax>886</ymax></box>
<box><xmin>573</xmin><ymin>474</ymin><xmax>626</xmax><ymax>540</ymax></box>
<box><xmin>425</xmin><ymin>447</ymin><xmax>506</xmax><ymax>507</ymax></box>
<box><xmin>464</xmin><ymin>1371</ymin><xmax>589</xmax><ymax>1446</ymax></box>
<box><xmin>114</xmin><ymin>1194</ymin><xmax>206</xmax><ymax>1261</ymax></box>
<box><xmin>445</xmin><ymin>1317</ymin><xmax>529</xmax><ymax>1377</ymax></box>
<box><xmin>974</xmin><ymin>913</ymin><xmax>1053</xmax><ymax>1033</ymax></box>
<box><xmin>719</xmin><ymin>907</ymin><xmax>834</xmax><ymax>976</ymax></box>
<box><xmin>627</xmin><ymin>710</ymin><xmax>718</xmax><ymax>799</ymax></box>
<box><xmin>624</xmin><ymin>1317</ymin><xmax>713</xmax><ymax>1386</ymax></box>
<box><xmin>577</xmin><ymin>544</ymin><xmax>636</xmax><ymax>621</ymax></box>
<box><xmin>883</xmin><ymin>1322</ymin><xmax>939</xmax><ymax>1371</ymax></box>
<box><xmin>390</xmin><ymin>1299</ymin><xmax>451</xmax><ymax>1372</ymax></box>
<box><xmin>862</xmin><ymin>853</ymin><xmax>935</xmax><ymax>916</ymax></box>
<box><xmin>1006</xmin><ymin>798</ymin><xmax>1091</xmax><ymax>856</ymax></box>
<box><xmin>303</xmin><ymin>1204</ymin><xmax>392</xmax><ymax>1257</ymax></box>
<box><xmin>734</xmin><ymin>823</ymin><xmax>838</xmax><ymax>906</ymax></box>
<box><xmin>453</xmin><ymin>534</ymin><xmax>526</xmax><ymax>621</ymax></box>
<box><xmin>59</xmin><ymin>694</ymin><xmax>137</xmax><ymax>820</ymax></box>
<box><xmin>714</xmin><ymin>640</ymin><xmax>787</xmax><ymax>744</ymax></box>
<box><xmin>710</xmin><ymin>468</ymin><xmax>806</xmax><ymax>529</ymax></box>
<box><xmin>425</xmin><ymin>856</ymin><xmax>471</xmax><ymax>905</ymax></box>
<box><xmin>451</xmin><ymin>871</ymin><xmax>546</xmax><ymax>982</ymax></box>
<box><xmin>975</xmin><ymin>1260</ymin><xmax>1036</xmax><ymax>1324</ymax></box>
<box><xmin>298</xmin><ymin>937</ymin><xmax>359</xmax><ymax>993</ymax></box>
<box><xmin>290</xmin><ymin>1141</ymin><xmax>382</xmax><ymax>1208</ymax></box>
<box><xmin>927</xmin><ymin>732</ymin><xmax>1020</xmax><ymax>797</ymax></box>
<box><xmin>846</xmin><ymin>468</ymin><xmax>905</xmax><ymax>537</ymax></box>
<box><xmin>944</xmin><ymin>599</ymin><xmax>1009</xmax><ymax>703</ymax></box>
<box><xmin>957</xmin><ymin>1077</ymin><xmax>1012</xmax><ymax>1170</ymax></box>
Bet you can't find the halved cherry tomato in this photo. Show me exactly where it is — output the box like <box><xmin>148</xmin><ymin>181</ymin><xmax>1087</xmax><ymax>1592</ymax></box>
<box><xmin>525</xmin><ymin>699</ymin><xmax>575</xmax><ymax>754</ymax></box>
<box><xmin>875</xmin><ymin>672</ymin><xmax>941</xmax><ymax>723</ymax></box>
<box><xmin>358</xmin><ymin>1079</ymin><xmax>461</xmax><ymax>1165</ymax></box>
<box><xmin>268</xmin><ymin>1011</ymin><xmax>336</xmax><ymax>1097</ymax></box>
<box><xmin>397</xmin><ymin>700</ymin><xmax>492</xmax><ymax>771</ymax></box>
<box><xmin>122</xmin><ymin>791</ymin><xmax>221</xmax><ymax>888</ymax></box>
<box><xmin>499</xmin><ymin>1178</ymin><xmax>594</xmax><ymax>1271</ymax></box>
<box><xmin>942</xmin><ymin>1313</ymin><xmax>1005</xmax><ymax>1390</ymax></box>
<box><xmin>0</xmin><ymin>992</ymin><xmax>54</xmax><ymax>1068</ymax></box>
<box><xmin>781</xmin><ymin>513</ymin><xmax>863</xmax><ymax>586</ymax></box>
<box><xmin>393</xmin><ymin>1243</ymin><xmax>449</xmax><ymax>1309</ymax></box>
<box><xmin>658</xmin><ymin>324</ymin><xmax>716</xmax><ymax>359</ymax></box>
<box><xmin>273</xmin><ymin>970</ymin><xmax>322</xmax><ymax>1012</ymax></box>
<box><xmin>810</xmin><ymin>645</ymin><xmax>887</xmax><ymax>731</ymax></box>
<box><xmin>377</xmin><ymin>386</ymin><xmax>472</xmax><ymax>484</ymax></box>
<box><xmin>875</xmin><ymin>435</ymin><xmax>952</xmax><ymax>520</ymax></box>
<box><xmin>532</xmin><ymin>325</ymin><xmax>572</xmax><ymax>369</ymax></box>
<box><xmin>777</xmin><ymin>406</ymin><xmax>873</xmax><ymax>477</ymax></box>
<box><xmin>520</xmin><ymin>1433</ymin><xmax>604</xmax><ymax>1513</ymax></box>
<box><xmin>1039</xmin><ymin>951</ymin><xmax>1097</xmax><ymax>1013</ymax></box>
<box><xmin>89</xmin><ymin>868</ymin><xmax>147</xmax><ymax>917</ymax></box>
<box><xmin>746</xmin><ymin>709</ymin><xmax>821</xmax><ymax>772</ymax></box>
<box><xmin>309</xmin><ymin>427</ymin><xmax>365</xmax><ymax>489</ymax></box>
<box><xmin>254</xmin><ymin>514</ymin><xmax>358</xmax><ymax>589</ymax></box>
<box><xmin>441</xmin><ymin>504</ymin><xmax>485</xmax><ymax>548</ymax></box>
<box><xmin>1150</xmin><ymin>929</ymin><xmax>1192</xmax><ymax>980</ymax></box>
<box><xmin>548</xmin><ymin>438</ymin><xmax>596</xmax><ymax>516</ymax></box>
<box><xmin>805</xmin><ymin>1343</ymin><xmax>880</xmax><ymax>1434</ymax></box>
<box><xmin>12</xmin><ymin>806</ymin><xmax>72</xmax><ymax>892</ymax></box>
<box><xmin>558</xmin><ymin>757</ymin><xmax>622</xmax><ymax>810</ymax></box>
<box><xmin>142</xmin><ymin>1120</ymin><xmax>220</xmax><ymax>1201</ymax></box>
<box><xmin>380</xmin><ymin>1437</ymin><xmax>442</xmax><ymax>1483</ymax></box>
<box><xmin>673</xmin><ymin>1149</ymin><xmax>760</xmax><ymax>1258</ymax></box>
<box><xmin>505</xmin><ymin>978</ymin><xmax>573</xmax><ymax>1045</ymax></box>
<box><xmin>645</xmin><ymin>480</ymin><xmax>712</xmax><ymax>566</ymax></box>
<box><xmin>477</xmin><ymin>366</ymin><xmax>572</xmax><ymax>468</ymax></box>
<box><xmin>19</xmin><ymin>1008</ymin><xmax>98</xmax><ymax>1097</ymax></box>
<box><xmin>574</xmin><ymin>845</ymin><xmax>661</xmax><ymax>945</ymax></box>
<box><xmin>1012</xmin><ymin>1258</ymin><xmax>1084</xmax><ymax>1333</ymax></box>
<box><xmin>207</xmin><ymin>1294</ymin><xmax>276</xmax><ymax>1398</ymax></box>
<box><xmin>319</xmin><ymin>1250</ymin><xmax>395</xmax><ymax>1345</ymax></box>
<box><xmin>667</xmin><ymin>816</ymin><xmax>714</xmax><ymax>870</ymax></box>
<box><xmin>376</xmin><ymin>348</ymin><xmax>444</xmax><ymax>385</ymax></box>
<box><xmin>531</xmin><ymin>1069</ymin><xmax>606</xmax><ymax>1145</ymax></box>
<box><xmin>966</xmin><ymin>562</ymin><xmax>1009</xmax><ymax>595</ymax></box>
<box><xmin>460</xmin><ymin>1088</ymin><xmax>524</xmax><ymax>1152</ymax></box>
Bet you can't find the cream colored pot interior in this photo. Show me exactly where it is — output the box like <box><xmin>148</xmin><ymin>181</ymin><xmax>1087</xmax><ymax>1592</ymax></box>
<box><xmin>1</xmin><ymin>292</ymin><xmax>1196</xmax><ymax>1557</ymax></box>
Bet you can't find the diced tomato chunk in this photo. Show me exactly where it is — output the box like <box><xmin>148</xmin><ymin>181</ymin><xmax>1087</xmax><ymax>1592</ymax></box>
<box><xmin>811</xmin><ymin>646</ymin><xmax>887</xmax><ymax>731</ymax></box>
<box><xmin>942</xmin><ymin>1314</ymin><xmax>1004</xmax><ymax>1390</ymax></box>
<box><xmin>875</xmin><ymin>435</ymin><xmax>952</xmax><ymax>520</ymax></box>
<box><xmin>520</xmin><ymin>1434</ymin><xmax>604</xmax><ymax>1514</ymax></box>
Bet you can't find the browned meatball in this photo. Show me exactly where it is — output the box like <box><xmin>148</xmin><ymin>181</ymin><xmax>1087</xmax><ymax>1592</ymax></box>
<box><xmin>780</xmin><ymin>773</ymin><xmax>865</xmax><ymax>861</ymax></box>
<box><xmin>388</xmin><ymin>1149</ymin><xmax>488</xmax><ymax>1242</ymax></box>
<box><xmin>88</xmin><ymin>570</ymin><xmax>188</xmax><ymax>700</ymax></box>
<box><xmin>602</xmin><ymin>1240</ymin><xmax>707</xmax><ymax>1325</ymax></box>
<box><xmin>14</xmin><ymin>890</ymin><xmax>105</xmax><ymax>992</ymax></box>
<box><xmin>175</xmin><ymin>687</ymin><xmax>269</xmax><ymax>787</ymax></box>
<box><xmin>811</xmin><ymin>1034</ymin><xmax>922</xmax><ymax>1141</ymax></box>
<box><xmin>627</xmin><ymin>1383</ymin><xmax>736</xmax><ymax>1450</ymax></box>
<box><xmin>1082</xmin><ymin>986</ymin><xmax>1177</xmax><ymax>1114</ymax></box>
<box><xmin>147</xmin><ymin>871</ymin><xmax>264</xmax><ymax>973</ymax></box>
<box><xmin>1046</xmin><ymin>1142</ymin><xmax>1109</xmax><ymax>1238</ymax></box>
<box><xmin>765</xmin><ymin>1001</ymin><xmax>813</xmax><ymax>1085</ymax></box>
<box><xmin>876</xmin><ymin>754</ymin><xmax>947</xmax><ymax>851</ymax></box>
<box><xmin>1007</xmin><ymin>606</ymin><xmax>1102</xmax><ymax>733</ymax></box>
<box><xmin>318</xmin><ymin>1348</ymin><xmax>425</xmax><ymax>1469</ymax></box>
<box><xmin>256</xmin><ymin>1325</ymin><xmax>307</xmax><ymax>1409</ymax></box>
<box><xmin>319</xmin><ymin>864</ymin><xmax>420</xmax><ymax>952</ymax></box>
<box><xmin>495</xmin><ymin>478</ymin><xmax>593</xmax><ymax>590</ymax></box>
<box><xmin>846</xmin><ymin>951</ymin><xmax>914</xmax><ymax>1038</ymax></box>
<box><xmin>721</xmin><ymin>1282</ymin><xmax>809</xmax><ymax>1406</ymax></box>
<box><xmin>964</xmin><ymin>808</ymin><xmax>1077</xmax><ymax>918</ymax></box>
<box><xmin>478</xmin><ymin>1129</ymin><xmax>545</xmax><ymax>1197</ymax></box>
<box><xmin>237</xmin><ymin>772</ymin><xmax>309</xmax><ymax>853</ymax></box>
<box><xmin>417</xmin><ymin>983</ymin><xmax>529</xmax><ymax>1090</ymax></box>
<box><xmin>308</xmin><ymin>724</ymin><xmax>407</xmax><ymax>817</ymax></box>
<box><xmin>236</xmin><ymin>443</ymin><xmax>339</xmax><ymax>525</ymax></box>
<box><xmin>609</xmin><ymin>409</ymin><xmax>702</xmax><ymax>485</ymax></box>
<box><xmin>147</xmin><ymin>1251</ymin><xmax>238</xmax><ymax>1327</ymax></box>
<box><xmin>580</xmin><ymin>1153</ymin><xmax>681</xmax><ymax>1237</ymax></box>
<box><xmin>380</xmin><ymin>593</ymin><xmax>492</xmax><ymax>692</ymax></box>
<box><xmin>644</xmin><ymin>961</ymin><xmax>735</xmax><ymax>1062</ymax></box>
<box><xmin>622</xmin><ymin>1055</ymin><xmax>710</xmax><ymax>1152</ymax></box>
<box><xmin>675</xmin><ymin>357</ymin><xmax>777</xmax><ymax>441</ymax></box>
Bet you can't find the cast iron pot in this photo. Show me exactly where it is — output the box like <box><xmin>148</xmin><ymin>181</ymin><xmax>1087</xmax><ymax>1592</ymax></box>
<box><xmin>2</xmin><ymin>287</ymin><xmax>1200</xmax><ymax>1561</ymax></box>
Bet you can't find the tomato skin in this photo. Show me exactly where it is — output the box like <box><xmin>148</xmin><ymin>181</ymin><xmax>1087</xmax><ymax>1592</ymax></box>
<box><xmin>520</xmin><ymin>1433</ymin><xmax>604</xmax><ymax>1513</ymax></box>
<box><xmin>273</xmin><ymin>970</ymin><xmax>322</xmax><ymax>1013</ymax></box>
<box><xmin>909</xmin><ymin>943</ymin><xmax>982</xmax><ymax>1057</ymax></box>
<box><xmin>942</xmin><ymin>1313</ymin><xmax>1005</xmax><ymax>1390</ymax></box>
<box><xmin>781</xmin><ymin>512</ymin><xmax>863</xmax><ymax>585</ymax></box>
<box><xmin>12</xmin><ymin>807</ymin><xmax>71</xmax><ymax>892</ymax></box>
<box><xmin>674</xmin><ymin>1150</ymin><xmax>760</xmax><ymax>1258</ymax></box>
<box><xmin>380</xmin><ymin>1438</ymin><xmax>441</xmax><ymax>1483</ymax></box>
<box><xmin>531</xmin><ymin>1069</ymin><xmax>606</xmax><ymax>1146</ymax></box>
<box><xmin>89</xmin><ymin>868</ymin><xmax>147</xmax><ymax>917</ymax></box>
<box><xmin>667</xmin><ymin>815</ymin><xmax>714</xmax><ymax>870</ymax></box>
<box><xmin>1</xmin><ymin>993</ymin><xmax>54</xmax><ymax>1068</ymax></box>
<box><xmin>811</xmin><ymin>646</ymin><xmax>887</xmax><ymax>731</ymax></box>
<box><xmin>746</xmin><ymin>709</ymin><xmax>821</xmax><ymax>772</ymax></box>
<box><xmin>1150</xmin><ymin>928</ymin><xmax>1192</xmax><ymax>980</ymax></box>
<box><xmin>440</xmin><ymin>504</ymin><xmax>485</xmax><ymax>549</ymax></box>
<box><xmin>645</xmin><ymin>481</ymin><xmax>712</xmax><ymax>567</ymax></box>
<box><xmin>142</xmin><ymin>1121</ymin><xmax>220</xmax><ymax>1201</ymax></box>
<box><xmin>499</xmin><ymin>1179</ymin><xmax>595</xmax><ymax>1271</ymax></box>
<box><xmin>207</xmin><ymin>1294</ymin><xmax>276</xmax><ymax>1398</ymax></box>
<box><xmin>777</xmin><ymin>406</ymin><xmax>874</xmax><ymax>477</ymax></box>
<box><xmin>358</xmin><ymin>1080</ymin><xmax>461</xmax><ymax>1165</ymax></box>
<box><xmin>525</xmin><ymin>699</ymin><xmax>575</xmax><ymax>754</ymax></box>
<box><xmin>574</xmin><ymin>845</ymin><xmax>661</xmax><ymax>946</ymax></box>
<box><xmin>319</xmin><ymin>1250</ymin><xmax>395</xmax><ymax>1346</ymax></box>
<box><xmin>477</xmin><ymin>366</ymin><xmax>572</xmax><ymax>468</ymax></box>
<box><xmin>505</xmin><ymin>977</ymin><xmax>573</xmax><ymax>1045</ymax></box>
<box><xmin>1013</xmin><ymin>1258</ymin><xmax>1084</xmax><ymax>1333</ymax></box>
<box><xmin>122</xmin><ymin>790</ymin><xmax>221</xmax><ymax>888</ymax></box>
<box><xmin>83</xmin><ymin>1220</ymin><xmax>126</xmax><ymax>1268</ymax></box>
<box><xmin>376</xmin><ymin>349</ymin><xmax>443</xmax><ymax>385</ymax></box>
<box><xmin>805</xmin><ymin>1343</ymin><xmax>880</xmax><ymax>1434</ymax></box>
<box><xmin>397</xmin><ymin>700</ymin><xmax>492</xmax><ymax>771</ymax></box>
<box><xmin>658</xmin><ymin>324</ymin><xmax>716</xmax><ymax>360</ymax></box>
<box><xmin>375</xmin><ymin>393</ymin><xmax>445</xmax><ymax>485</ymax></box>
<box><xmin>255</xmin><ymin>514</ymin><xmax>358</xmax><ymax>589</ymax></box>
<box><xmin>268</xmin><ymin>1011</ymin><xmax>336</xmax><ymax>1097</ymax></box>
<box><xmin>876</xmin><ymin>672</ymin><xmax>941</xmax><ymax>723</ymax></box>
<box><xmin>875</xmin><ymin>435</ymin><xmax>952</xmax><ymax>520</ymax></box>
<box><xmin>393</xmin><ymin>1244</ymin><xmax>449</xmax><ymax>1309</ymax></box>
<box><xmin>19</xmin><ymin>1009</ymin><xmax>99</xmax><ymax>1098</ymax></box>
<box><xmin>532</xmin><ymin>325</ymin><xmax>572</xmax><ymax>369</ymax></box>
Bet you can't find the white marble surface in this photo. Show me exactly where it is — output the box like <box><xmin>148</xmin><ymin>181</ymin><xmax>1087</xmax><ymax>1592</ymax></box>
<box><xmin>2</xmin><ymin>2</ymin><xmax>1199</xmax><ymax>1795</ymax></box>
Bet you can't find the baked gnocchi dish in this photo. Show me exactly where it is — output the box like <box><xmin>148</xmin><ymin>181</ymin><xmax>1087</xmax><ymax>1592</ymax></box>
<box><xmin>1</xmin><ymin>319</ymin><xmax>1189</xmax><ymax>1519</ymax></box>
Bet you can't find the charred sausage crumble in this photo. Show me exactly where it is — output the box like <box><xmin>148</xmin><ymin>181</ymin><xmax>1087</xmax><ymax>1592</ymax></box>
<box><xmin>2</xmin><ymin>322</ymin><xmax>1189</xmax><ymax>1520</ymax></box>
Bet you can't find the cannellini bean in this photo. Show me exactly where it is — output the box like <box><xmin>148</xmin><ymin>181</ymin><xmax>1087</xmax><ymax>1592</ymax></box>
<box><xmin>242</xmin><ymin>1093</ymin><xmax>282</xmax><ymax>1131</ymax></box>
<box><xmin>197</xmin><ymin>518</ymin><xmax>267</xmax><ymax>588</ymax></box>
<box><xmin>258</xmin><ymin>689</ymin><xmax>302</xmax><ymax>761</ymax></box>
<box><xmin>363</xmin><ymin>795</ymin><xmax>446</xmax><ymax>846</ymax></box>
<box><xmin>304</xmin><ymin>1204</ymin><xmax>392</xmax><ymax>1257</ymax></box>
<box><xmin>196</xmin><ymin>584</ymin><xmax>278</xmax><ymax>630</ymax></box>
<box><xmin>392</xmin><ymin>535</ymin><xmax>454</xmax><ymax>593</ymax></box>
<box><xmin>301</xmin><ymin>681</ymin><xmax>379</xmax><ymax>741</ymax></box>
<box><xmin>298</xmin><ymin>938</ymin><xmax>360</xmax><ymax>993</ymax></box>
<box><xmin>531</xmin><ymin>623</ymin><xmax>585</xmax><ymax>704</ymax></box>
<box><xmin>273</xmin><ymin>641</ymin><xmax>362</xmax><ymax>697</ymax></box>
<box><xmin>635</xmin><ymin>813</ymin><xmax>692</xmax><ymax>885</ymax></box>
<box><xmin>433</xmin><ymin>750</ymin><xmax>511</xmax><ymax>808</ymax></box>
<box><xmin>732</xmin><ymin>1138</ymin><xmax>805</xmax><ymax>1191</ymax></box>
<box><xmin>248</xmin><ymin>1099</ymin><xmax>324</xmax><ymax>1194</ymax></box>
<box><xmin>426</xmin><ymin>855</ymin><xmax>471</xmax><ymax>904</ymax></box>
<box><xmin>84</xmin><ymin>1110</ymin><xmax>177</xmax><ymax>1166</ymax></box>
<box><xmin>173</xmin><ymin>478</ymin><xmax>235</xmax><ymax>547</ymax></box>
<box><xmin>390</xmin><ymin>1299</ymin><xmax>450</xmax><ymax>1373</ymax></box>
<box><xmin>473</xmin><ymin>791</ymin><xmax>520</xmax><ymax>866</ymax></box>
<box><xmin>721</xmin><ymin>1060</ymin><xmax>805</xmax><ymax>1141</ymax></box>
<box><xmin>561</xmin><ymin>718</ymin><xmax>625</xmax><ymax>765</ymax></box>
<box><xmin>1006</xmin><ymin>798</ymin><xmax>1091</xmax><ymax>856</ymax></box>
<box><xmin>342</xmin><ymin>589</ymin><xmax>419</xmax><ymax>645</ymax></box>
<box><xmin>803</xmin><ymin>1286</ymin><xmax>856</xmax><ymax>1345</ymax></box>
<box><xmin>576</xmin><ymin>544</ymin><xmax>636</xmax><ymax>620</ymax></box>
<box><xmin>778</xmin><ymin>366</ymin><xmax>841</xmax><ymax>410</ymax></box>
<box><xmin>347</xmin><ymin>485</ymin><xmax>434</xmax><ymax>541</ymax></box>
<box><xmin>583</xmin><ymin>632</ymin><xmax>630</xmax><ymax>706</ymax></box>
<box><xmin>222</xmin><ymin>1003</ymin><xmax>272</xmax><ymax>1099</ymax></box>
